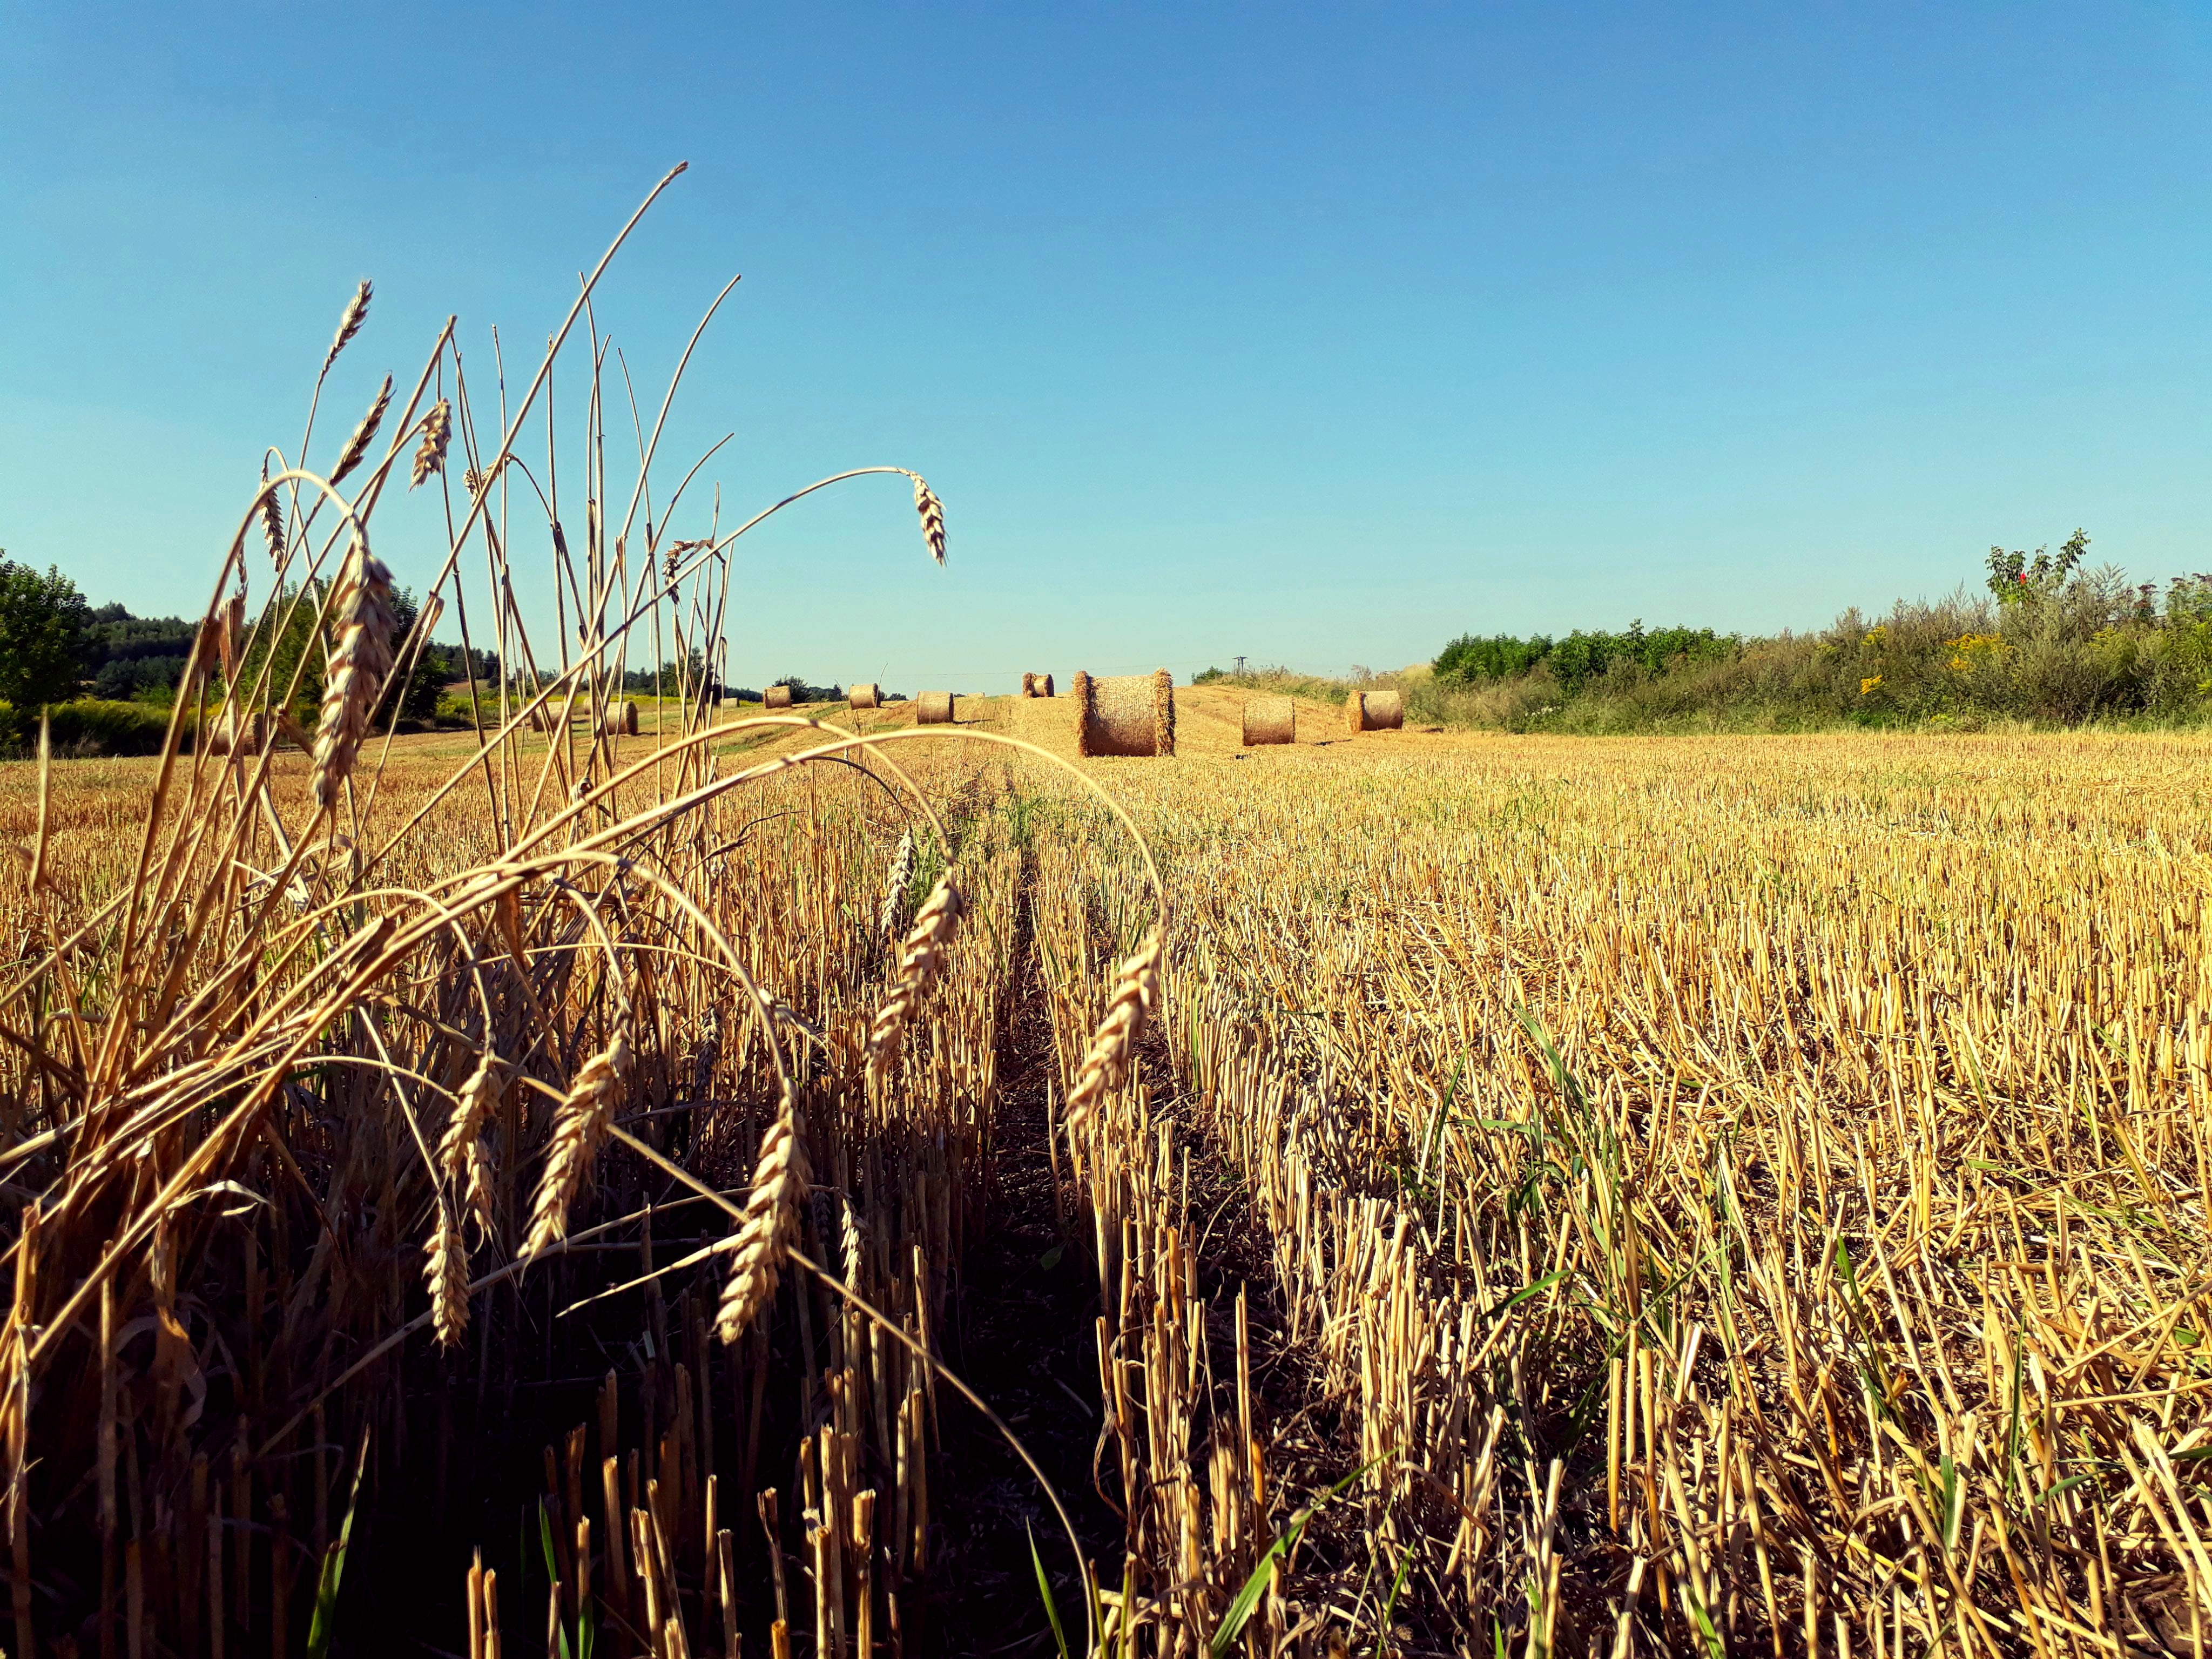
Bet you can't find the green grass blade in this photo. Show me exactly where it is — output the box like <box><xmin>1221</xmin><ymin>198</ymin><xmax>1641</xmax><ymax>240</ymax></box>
<box><xmin>1028</xmin><ymin>1521</ymin><xmax>1071</xmax><ymax>1659</ymax></box>
<box><xmin>306</xmin><ymin>1428</ymin><xmax>371</xmax><ymax>1659</ymax></box>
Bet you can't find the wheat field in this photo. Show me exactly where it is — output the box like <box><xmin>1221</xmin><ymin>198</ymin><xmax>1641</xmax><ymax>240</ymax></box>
<box><xmin>3</xmin><ymin>173</ymin><xmax>2209</xmax><ymax>1656</ymax></box>
<box><xmin>3</xmin><ymin>681</ymin><xmax>2208</xmax><ymax>1657</ymax></box>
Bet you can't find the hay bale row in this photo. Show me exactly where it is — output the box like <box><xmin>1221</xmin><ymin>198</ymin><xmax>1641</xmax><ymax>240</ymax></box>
<box><xmin>1021</xmin><ymin>672</ymin><xmax>1056</xmax><ymax>698</ymax></box>
<box><xmin>849</xmin><ymin>683</ymin><xmax>880</xmax><ymax>711</ymax></box>
<box><xmin>763</xmin><ymin>684</ymin><xmax>793</xmax><ymax>710</ymax></box>
<box><xmin>1075</xmin><ymin>669</ymin><xmax>1176</xmax><ymax>758</ymax></box>
<box><xmin>1242</xmin><ymin>696</ymin><xmax>1296</xmax><ymax>746</ymax></box>
<box><xmin>916</xmin><ymin>692</ymin><xmax>955</xmax><ymax>725</ymax></box>
<box><xmin>1346</xmin><ymin>689</ymin><xmax>1405</xmax><ymax>733</ymax></box>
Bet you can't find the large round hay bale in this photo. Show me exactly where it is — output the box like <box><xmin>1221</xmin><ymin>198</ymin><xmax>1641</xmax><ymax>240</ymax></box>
<box><xmin>1346</xmin><ymin>689</ymin><xmax>1405</xmax><ymax>733</ymax></box>
<box><xmin>1242</xmin><ymin>696</ymin><xmax>1295</xmax><ymax>746</ymax></box>
<box><xmin>916</xmin><ymin>691</ymin><xmax>955</xmax><ymax>725</ymax></box>
<box><xmin>1020</xmin><ymin>673</ymin><xmax>1036</xmax><ymax>698</ymax></box>
<box><xmin>849</xmin><ymin>683</ymin><xmax>880</xmax><ymax>711</ymax></box>
<box><xmin>763</xmin><ymin>684</ymin><xmax>793</xmax><ymax>710</ymax></box>
<box><xmin>1078</xmin><ymin>669</ymin><xmax>1176</xmax><ymax>758</ymax></box>
<box><xmin>202</xmin><ymin>710</ymin><xmax>267</xmax><ymax>757</ymax></box>
<box><xmin>1033</xmin><ymin>672</ymin><xmax>1055</xmax><ymax>698</ymax></box>
<box><xmin>617</xmin><ymin>699</ymin><xmax>639</xmax><ymax>736</ymax></box>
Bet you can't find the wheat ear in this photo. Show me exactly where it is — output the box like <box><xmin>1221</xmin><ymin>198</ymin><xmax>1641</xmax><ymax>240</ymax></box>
<box><xmin>259</xmin><ymin>466</ymin><xmax>286</xmax><ymax>565</ymax></box>
<box><xmin>1063</xmin><ymin>930</ymin><xmax>1162</xmax><ymax>1131</ymax></box>
<box><xmin>865</xmin><ymin>876</ymin><xmax>962</xmax><ymax>1087</ymax></box>
<box><xmin>426</xmin><ymin>1200</ymin><xmax>470</xmax><ymax>1347</ymax></box>
<box><xmin>322</xmin><ymin>280</ymin><xmax>372</xmax><ymax>379</ymax></box>
<box><xmin>879</xmin><ymin>830</ymin><xmax>915</xmax><ymax>941</ymax></box>
<box><xmin>463</xmin><ymin>1141</ymin><xmax>496</xmax><ymax>1242</ymax></box>
<box><xmin>525</xmin><ymin>1033</ymin><xmax>632</xmax><ymax>1256</ymax></box>
<box><xmin>328</xmin><ymin>374</ymin><xmax>393</xmax><ymax>488</ymax></box>
<box><xmin>910</xmin><ymin>474</ymin><xmax>947</xmax><ymax>564</ymax></box>
<box><xmin>309</xmin><ymin>544</ymin><xmax>396</xmax><ymax>811</ymax></box>
<box><xmin>717</xmin><ymin>1099</ymin><xmax>807</xmax><ymax>1343</ymax></box>
<box><xmin>410</xmin><ymin>398</ymin><xmax>452</xmax><ymax>489</ymax></box>
<box><xmin>439</xmin><ymin>1054</ymin><xmax>500</xmax><ymax>1186</ymax></box>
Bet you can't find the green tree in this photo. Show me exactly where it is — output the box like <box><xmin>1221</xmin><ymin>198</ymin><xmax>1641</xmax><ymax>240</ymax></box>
<box><xmin>1987</xmin><ymin>529</ymin><xmax>2089</xmax><ymax>605</ymax></box>
<box><xmin>0</xmin><ymin>555</ymin><xmax>92</xmax><ymax>707</ymax></box>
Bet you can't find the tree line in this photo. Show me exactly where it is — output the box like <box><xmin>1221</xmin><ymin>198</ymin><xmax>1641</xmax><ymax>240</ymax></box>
<box><xmin>1425</xmin><ymin>533</ymin><xmax>2212</xmax><ymax>730</ymax></box>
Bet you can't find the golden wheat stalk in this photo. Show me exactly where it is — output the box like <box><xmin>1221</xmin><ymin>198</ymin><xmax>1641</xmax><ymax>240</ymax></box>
<box><xmin>409</xmin><ymin>398</ymin><xmax>453</xmax><ymax>489</ymax></box>
<box><xmin>425</xmin><ymin>1200</ymin><xmax>470</xmax><ymax>1347</ymax></box>
<box><xmin>716</xmin><ymin>1099</ymin><xmax>807</xmax><ymax>1343</ymax></box>
<box><xmin>910</xmin><ymin>474</ymin><xmax>947</xmax><ymax>564</ymax></box>
<box><xmin>524</xmin><ymin>1033</ymin><xmax>632</xmax><ymax>1256</ymax></box>
<box><xmin>463</xmin><ymin>1141</ymin><xmax>496</xmax><ymax>1242</ymax></box>
<box><xmin>878</xmin><ymin>830</ymin><xmax>915</xmax><ymax>941</ymax></box>
<box><xmin>438</xmin><ymin>1054</ymin><xmax>500</xmax><ymax>1187</ymax></box>
<box><xmin>865</xmin><ymin>875</ymin><xmax>962</xmax><ymax>1087</ymax></box>
<box><xmin>309</xmin><ymin>544</ymin><xmax>396</xmax><ymax>811</ymax></box>
<box><xmin>328</xmin><ymin>374</ymin><xmax>394</xmax><ymax>488</ymax></box>
<box><xmin>259</xmin><ymin>465</ymin><xmax>286</xmax><ymax>565</ymax></box>
<box><xmin>1062</xmin><ymin>929</ymin><xmax>1162</xmax><ymax>1130</ymax></box>
<box><xmin>321</xmin><ymin>279</ymin><xmax>372</xmax><ymax>379</ymax></box>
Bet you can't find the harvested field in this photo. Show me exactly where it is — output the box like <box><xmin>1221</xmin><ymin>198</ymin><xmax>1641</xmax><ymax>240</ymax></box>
<box><xmin>5</xmin><ymin>692</ymin><xmax>2209</xmax><ymax>1656</ymax></box>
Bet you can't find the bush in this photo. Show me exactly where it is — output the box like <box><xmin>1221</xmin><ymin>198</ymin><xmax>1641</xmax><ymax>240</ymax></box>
<box><xmin>40</xmin><ymin>698</ymin><xmax>173</xmax><ymax>757</ymax></box>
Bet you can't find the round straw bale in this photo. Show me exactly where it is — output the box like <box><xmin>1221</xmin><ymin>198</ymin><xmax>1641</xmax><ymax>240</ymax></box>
<box><xmin>201</xmin><ymin>710</ymin><xmax>268</xmax><ymax>757</ymax></box>
<box><xmin>849</xmin><ymin>683</ymin><xmax>880</xmax><ymax>711</ymax></box>
<box><xmin>1346</xmin><ymin>689</ymin><xmax>1406</xmax><ymax>733</ymax></box>
<box><xmin>1242</xmin><ymin>696</ymin><xmax>1296</xmax><ymax>746</ymax></box>
<box><xmin>916</xmin><ymin>691</ymin><xmax>955</xmax><ymax>725</ymax></box>
<box><xmin>1078</xmin><ymin>669</ymin><xmax>1176</xmax><ymax>758</ymax></box>
<box><xmin>1034</xmin><ymin>672</ymin><xmax>1055</xmax><ymax>698</ymax></box>
<box><xmin>763</xmin><ymin>684</ymin><xmax>793</xmax><ymax>710</ymax></box>
<box><xmin>1019</xmin><ymin>673</ymin><xmax>1036</xmax><ymax>698</ymax></box>
<box><xmin>617</xmin><ymin>699</ymin><xmax>639</xmax><ymax>736</ymax></box>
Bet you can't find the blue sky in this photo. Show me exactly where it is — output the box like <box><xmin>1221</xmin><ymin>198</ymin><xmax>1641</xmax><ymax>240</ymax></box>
<box><xmin>3</xmin><ymin>2</ymin><xmax>2208</xmax><ymax>690</ymax></box>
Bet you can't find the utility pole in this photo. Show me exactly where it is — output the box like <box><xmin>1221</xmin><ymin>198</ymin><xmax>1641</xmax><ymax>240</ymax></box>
<box><xmin>1232</xmin><ymin>655</ymin><xmax>1248</xmax><ymax>677</ymax></box>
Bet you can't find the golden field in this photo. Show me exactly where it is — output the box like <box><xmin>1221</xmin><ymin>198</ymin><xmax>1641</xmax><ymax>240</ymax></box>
<box><xmin>3</xmin><ymin>691</ymin><xmax>2207</xmax><ymax>1658</ymax></box>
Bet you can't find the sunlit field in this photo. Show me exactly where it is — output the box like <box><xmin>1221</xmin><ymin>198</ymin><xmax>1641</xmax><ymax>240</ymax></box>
<box><xmin>5</xmin><ymin>692</ymin><xmax>2208</xmax><ymax>1657</ymax></box>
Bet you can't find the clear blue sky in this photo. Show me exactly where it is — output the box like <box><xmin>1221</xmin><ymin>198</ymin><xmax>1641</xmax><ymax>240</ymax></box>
<box><xmin>4</xmin><ymin>2</ymin><xmax>2209</xmax><ymax>691</ymax></box>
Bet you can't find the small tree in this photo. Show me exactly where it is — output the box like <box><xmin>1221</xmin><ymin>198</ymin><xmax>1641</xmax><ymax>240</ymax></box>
<box><xmin>1987</xmin><ymin>529</ymin><xmax>2089</xmax><ymax>605</ymax></box>
<box><xmin>0</xmin><ymin>556</ymin><xmax>92</xmax><ymax>708</ymax></box>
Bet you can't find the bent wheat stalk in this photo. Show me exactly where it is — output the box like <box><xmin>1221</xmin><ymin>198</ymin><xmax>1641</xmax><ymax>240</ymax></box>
<box><xmin>524</xmin><ymin>1033</ymin><xmax>632</xmax><ymax>1256</ymax></box>
<box><xmin>715</xmin><ymin>1097</ymin><xmax>806</xmax><ymax>1343</ymax></box>
<box><xmin>866</xmin><ymin>875</ymin><xmax>961</xmax><ymax>1087</ymax></box>
<box><xmin>425</xmin><ymin>1202</ymin><xmax>470</xmax><ymax>1347</ymax></box>
<box><xmin>309</xmin><ymin>545</ymin><xmax>396</xmax><ymax>811</ymax></box>
<box><xmin>329</xmin><ymin>374</ymin><xmax>394</xmax><ymax>488</ymax></box>
<box><xmin>1063</xmin><ymin>929</ymin><xmax>1161</xmax><ymax>1131</ymax></box>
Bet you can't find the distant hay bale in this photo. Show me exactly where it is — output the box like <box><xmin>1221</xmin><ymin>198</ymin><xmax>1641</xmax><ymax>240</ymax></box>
<box><xmin>1020</xmin><ymin>673</ymin><xmax>1036</xmax><ymax>697</ymax></box>
<box><xmin>201</xmin><ymin>710</ymin><xmax>268</xmax><ymax>757</ymax></box>
<box><xmin>764</xmin><ymin>684</ymin><xmax>793</xmax><ymax>710</ymax></box>
<box><xmin>1033</xmin><ymin>672</ymin><xmax>1054</xmax><ymax>698</ymax></box>
<box><xmin>849</xmin><ymin>683</ymin><xmax>880</xmax><ymax>711</ymax></box>
<box><xmin>916</xmin><ymin>692</ymin><xmax>955</xmax><ymax>725</ymax></box>
<box><xmin>617</xmin><ymin>699</ymin><xmax>639</xmax><ymax>736</ymax></box>
<box><xmin>1077</xmin><ymin>669</ymin><xmax>1176</xmax><ymax>758</ymax></box>
<box><xmin>1242</xmin><ymin>696</ymin><xmax>1295</xmax><ymax>746</ymax></box>
<box><xmin>1346</xmin><ymin>689</ymin><xmax>1405</xmax><ymax>733</ymax></box>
